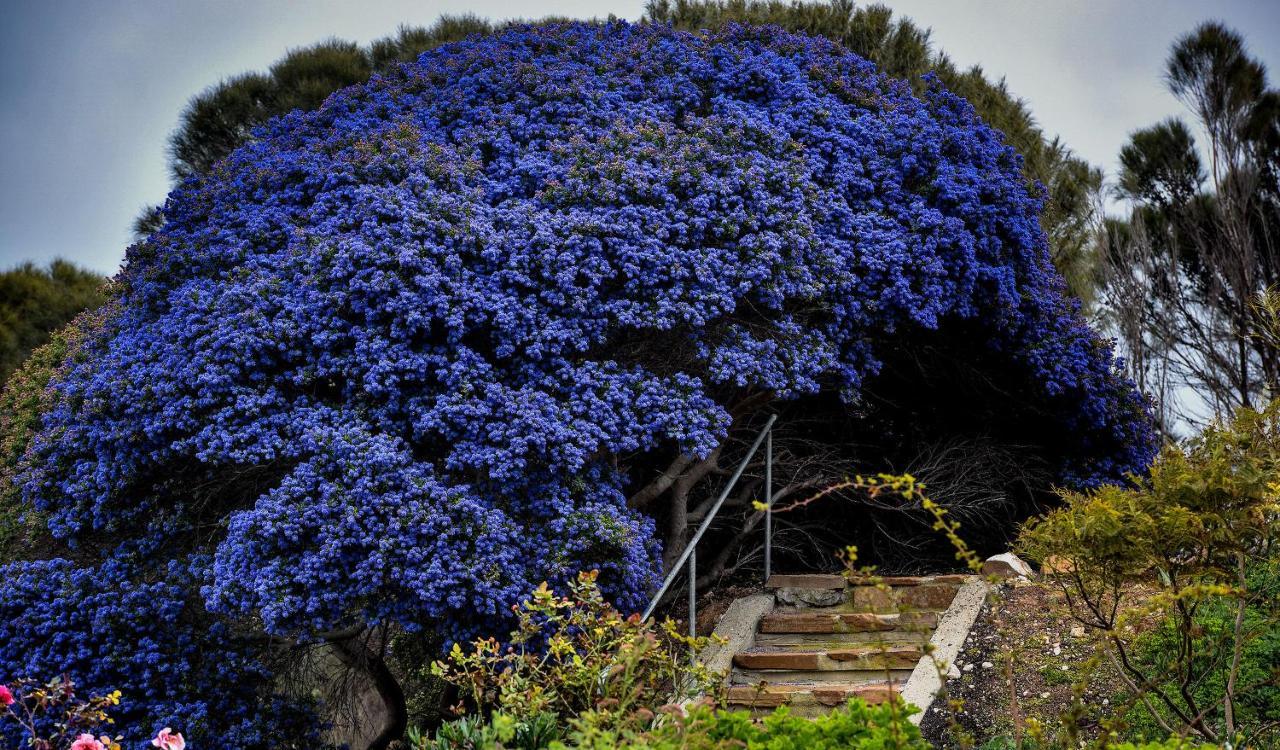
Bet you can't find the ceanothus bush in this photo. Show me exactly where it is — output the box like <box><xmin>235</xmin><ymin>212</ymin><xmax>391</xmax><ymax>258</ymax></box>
<box><xmin>4</xmin><ymin>21</ymin><xmax>1154</xmax><ymax>743</ymax></box>
<box><xmin>0</xmin><ymin>554</ymin><xmax>320</xmax><ymax>748</ymax></box>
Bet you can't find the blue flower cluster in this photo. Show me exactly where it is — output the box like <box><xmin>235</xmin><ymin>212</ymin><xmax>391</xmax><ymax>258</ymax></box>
<box><xmin>0</xmin><ymin>556</ymin><xmax>319</xmax><ymax>748</ymax></box>
<box><xmin>6</xmin><ymin>22</ymin><xmax>1153</xmax><ymax>743</ymax></box>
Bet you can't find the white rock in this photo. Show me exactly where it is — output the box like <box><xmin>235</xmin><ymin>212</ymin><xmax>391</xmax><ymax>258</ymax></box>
<box><xmin>982</xmin><ymin>661</ymin><xmax>994</xmax><ymax>669</ymax></box>
<box><xmin>981</xmin><ymin>552</ymin><xmax>1035</xmax><ymax>579</ymax></box>
<box><xmin>963</xmin><ymin>663</ymin><xmax>975</xmax><ymax>672</ymax></box>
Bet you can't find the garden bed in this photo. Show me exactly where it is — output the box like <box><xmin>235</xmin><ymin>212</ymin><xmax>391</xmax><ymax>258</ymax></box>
<box><xmin>919</xmin><ymin>580</ymin><xmax>1145</xmax><ymax>747</ymax></box>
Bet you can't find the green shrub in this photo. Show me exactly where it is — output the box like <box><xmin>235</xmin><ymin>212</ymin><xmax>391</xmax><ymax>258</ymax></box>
<box><xmin>0</xmin><ymin>259</ymin><xmax>106</xmax><ymax>385</ymax></box>
<box><xmin>584</xmin><ymin>699</ymin><xmax>926</xmax><ymax>750</ymax></box>
<box><xmin>430</xmin><ymin>570</ymin><xmax>720</xmax><ymax>725</ymax></box>
<box><xmin>1122</xmin><ymin>560</ymin><xmax>1280</xmax><ymax>742</ymax></box>
<box><xmin>418</xmin><ymin>699</ymin><xmax>929</xmax><ymax>750</ymax></box>
<box><xmin>421</xmin><ymin>571</ymin><xmax>928</xmax><ymax>749</ymax></box>
<box><xmin>1100</xmin><ymin>737</ymin><xmax>1218</xmax><ymax>742</ymax></box>
<box><xmin>1018</xmin><ymin>402</ymin><xmax>1280</xmax><ymax>747</ymax></box>
<box><xmin>409</xmin><ymin>712</ymin><xmax>561</xmax><ymax>750</ymax></box>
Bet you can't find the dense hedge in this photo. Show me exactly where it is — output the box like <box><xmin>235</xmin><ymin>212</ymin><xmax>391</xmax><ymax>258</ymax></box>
<box><xmin>2</xmin><ymin>22</ymin><xmax>1153</xmax><ymax>746</ymax></box>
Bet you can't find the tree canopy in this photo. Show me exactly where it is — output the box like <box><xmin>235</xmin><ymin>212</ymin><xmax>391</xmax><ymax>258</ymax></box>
<box><xmin>1099</xmin><ymin>22</ymin><xmax>1279</xmax><ymax>429</ymax></box>
<box><xmin>139</xmin><ymin>3</ymin><xmax>1103</xmax><ymax>304</ymax></box>
<box><xmin>3</xmin><ymin>21</ymin><xmax>1152</xmax><ymax>746</ymax></box>
<box><xmin>166</xmin><ymin>17</ymin><xmax>514</xmax><ymax>182</ymax></box>
<box><xmin>646</xmin><ymin>0</ymin><xmax>1105</xmax><ymax>303</ymax></box>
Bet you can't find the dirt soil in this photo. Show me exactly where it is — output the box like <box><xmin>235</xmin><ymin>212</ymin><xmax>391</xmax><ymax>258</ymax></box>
<box><xmin>694</xmin><ymin>584</ymin><xmax>764</xmax><ymax>636</ymax></box>
<box><xmin>920</xmin><ymin>579</ymin><xmax>1132</xmax><ymax>748</ymax></box>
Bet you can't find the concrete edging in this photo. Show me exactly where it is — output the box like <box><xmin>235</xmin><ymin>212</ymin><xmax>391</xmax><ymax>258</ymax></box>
<box><xmin>698</xmin><ymin>593</ymin><xmax>775</xmax><ymax>680</ymax></box>
<box><xmin>899</xmin><ymin>576</ymin><xmax>989</xmax><ymax>724</ymax></box>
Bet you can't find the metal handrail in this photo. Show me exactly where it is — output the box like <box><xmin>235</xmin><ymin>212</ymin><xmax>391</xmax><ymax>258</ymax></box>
<box><xmin>641</xmin><ymin>414</ymin><xmax>777</xmax><ymax>641</ymax></box>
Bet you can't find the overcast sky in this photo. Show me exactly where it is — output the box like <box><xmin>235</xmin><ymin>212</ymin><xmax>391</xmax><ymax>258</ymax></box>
<box><xmin>2</xmin><ymin>1</ymin><xmax>1277</xmax><ymax>275</ymax></box>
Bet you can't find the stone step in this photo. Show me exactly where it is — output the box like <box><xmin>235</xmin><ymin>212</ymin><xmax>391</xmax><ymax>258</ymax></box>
<box><xmin>776</xmin><ymin>585</ymin><xmax>959</xmax><ymax>613</ymax></box>
<box><xmin>849</xmin><ymin>583</ymin><xmax>959</xmax><ymax>612</ymax></box>
<box><xmin>768</xmin><ymin>573</ymin><xmax>971</xmax><ymax>590</ymax></box>
<box><xmin>752</xmin><ymin>630</ymin><xmax>930</xmax><ymax>649</ymax></box>
<box><xmin>731</xmin><ymin>667</ymin><xmax>914</xmax><ymax>685</ymax></box>
<box><xmin>758</xmin><ymin>610</ymin><xmax>938</xmax><ymax>634</ymax></box>
<box><xmin>707</xmin><ymin>574</ymin><xmax>981</xmax><ymax>719</ymax></box>
<box><xmin>733</xmin><ymin>643</ymin><xmax>923</xmax><ymax>671</ymax></box>
<box><xmin>724</xmin><ymin>681</ymin><xmax>899</xmax><ymax>710</ymax></box>
<box><xmin>769</xmin><ymin>574</ymin><xmax>964</xmax><ymax>613</ymax></box>
<box><xmin>846</xmin><ymin>574</ymin><xmax>971</xmax><ymax>587</ymax></box>
<box><xmin>765</xmin><ymin>573</ymin><xmax>847</xmax><ymax>590</ymax></box>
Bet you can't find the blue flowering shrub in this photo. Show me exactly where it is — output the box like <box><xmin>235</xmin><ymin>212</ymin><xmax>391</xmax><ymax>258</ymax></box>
<box><xmin>1</xmin><ymin>21</ymin><xmax>1153</xmax><ymax>746</ymax></box>
<box><xmin>0</xmin><ymin>555</ymin><xmax>320</xmax><ymax>748</ymax></box>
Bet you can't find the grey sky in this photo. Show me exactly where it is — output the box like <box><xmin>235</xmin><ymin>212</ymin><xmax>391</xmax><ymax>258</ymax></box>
<box><xmin>2</xmin><ymin>1</ymin><xmax>1277</xmax><ymax>275</ymax></box>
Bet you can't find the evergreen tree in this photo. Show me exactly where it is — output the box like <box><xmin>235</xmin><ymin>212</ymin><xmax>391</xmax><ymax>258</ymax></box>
<box><xmin>0</xmin><ymin>260</ymin><xmax>106</xmax><ymax>385</ymax></box>
<box><xmin>134</xmin><ymin>16</ymin><xmax>541</xmax><ymax>237</ymax></box>
<box><xmin>171</xmin><ymin>18</ymin><xmax>501</xmax><ymax>181</ymax></box>
<box><xmin>1100</xmin><ymin>22</ymin><xmax>1280</xmax><ymax>428</ymax></box>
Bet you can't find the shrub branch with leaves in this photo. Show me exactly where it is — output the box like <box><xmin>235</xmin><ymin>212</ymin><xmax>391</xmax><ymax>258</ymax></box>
<box><xmin>431</xmin><ymin>570</ymin><xmax>720</xmax><ymax>726</ymax></box>
<box><xmin>1019</xmin><ymin>403</ymin><xmax>1280</xmax><ymax>746</ymax></box>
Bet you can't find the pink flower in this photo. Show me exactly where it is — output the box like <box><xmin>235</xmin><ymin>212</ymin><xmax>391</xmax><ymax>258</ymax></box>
<box><xmin>0</xmin><ymin>684</ymin><xmax>12</xmax><ymax>706</ymax></box>
<box><xmin>151</xmin><ymin>728</ymin><xmax>185</xmax><ymax>750</ymax></box>
<box><xmin>70</xmin><ymin>735</ymin><xmax>105</xmax><ymax>750</ymax></box>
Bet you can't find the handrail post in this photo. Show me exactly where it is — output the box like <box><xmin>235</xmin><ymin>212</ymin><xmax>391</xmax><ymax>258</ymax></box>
<box><xmin>641</xmin><ymin>414</ymin><xmax>778</xmax><ymax>624</ymax></box>
<box><xmin>687</xmin><ymin>548</ymin><xmax>697</xmax><ymax>660</ymax></box>
<box><xmin>764</xmin><ymin>427</ymin><xmax>772</xmax><ymax>583</ymax></box>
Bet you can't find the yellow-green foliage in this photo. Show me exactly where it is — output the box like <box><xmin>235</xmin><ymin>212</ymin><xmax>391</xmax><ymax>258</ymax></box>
<box><xmin>1018</xmin><ymin>403</ymin><xmax>1280</xmax><ymax>746</ymax></box>
<box><xmin>556</xmin><ymin>700</ymin><xmax>927</xmax><ymax>750</ymax></box>
<box><xmin>414</xmin><ymin>699</ymin><xmax>929</xmax><ymax>750</ymax></box>
<box><xmin>0</xmin><ymin>303</ymin><xmax>111</xmax><ymax>559</ymax></box>
<box><xmin>431</xmin><ymin>570</ymin><xmax>721</xmax><ymax>725</ymax></box>
<box><xmin>1020</xmin><ymin>401</ymin><xmax>1279</xmax><ymax>595</ymax></box>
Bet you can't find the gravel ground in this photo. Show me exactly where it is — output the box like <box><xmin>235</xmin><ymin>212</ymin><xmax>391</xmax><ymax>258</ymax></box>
<box><xmin>920</xmin><ymin>580</ymin><xmax>1131</xmax><ymax>748</ymax></box>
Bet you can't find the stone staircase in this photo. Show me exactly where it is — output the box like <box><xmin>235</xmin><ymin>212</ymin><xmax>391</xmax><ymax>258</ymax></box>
<box><xmin>718</xmin><ymin>573</ymin><xmax>973</xmax><ymax>717</ymax></box>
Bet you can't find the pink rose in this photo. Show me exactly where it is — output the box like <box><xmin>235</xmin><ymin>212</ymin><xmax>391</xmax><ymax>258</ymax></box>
<box><xmin>151</xmin><ymin>728</ymin><xmax>185</xmax><ymax>750</ymax></box>
<box><xmin>70</xmin><ymin>735</ymin><xmax>105</xmax><ymax>750</ymax></box>
<box><xmin>0</xmin><ymin>684</ymin><xmax>12</xmax><ymax>706</ymax></box>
